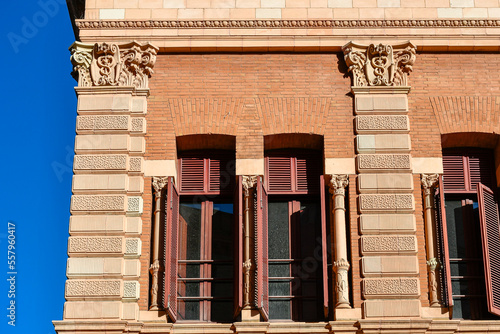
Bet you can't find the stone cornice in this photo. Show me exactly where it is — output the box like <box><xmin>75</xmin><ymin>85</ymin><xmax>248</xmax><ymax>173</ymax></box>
<box><xmin>76</xmin><ymin>19</ymin><xmax>500</xmax><ymax>29</ymax></box>
<box><xmin>343</xmin><ymin>41</ymin><xmax>416</xmax><ymax>87</ymax></box>
<box><xmin>70</xmin><ymin>41</ymin><xmax>158</xmax><ymax>88</ymax></box>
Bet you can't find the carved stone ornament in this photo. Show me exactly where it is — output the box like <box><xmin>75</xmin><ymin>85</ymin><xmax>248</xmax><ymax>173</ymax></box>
<box><xmin>421</xmin><ymin>173</ymin><xmax>439</xmax><ymax>195</ymax></box>
<box><xmin>70</xmin><ymin>41</ymin><xmax>158</xmax><ymax>88</ymax></box>
<box><xmin>152</xmin><ymin>176</ymin><xmax>168</xmax><ymax>194</ymax></box>
<box><xmin>342</xmin><ymin>41</ymin><xmax>416</xmax><ymax>87</ymax></box>
<box><xmin>242</xmin><ymin>175</ymin><xmax>259</xmax><ymax>196</ymax></box>
<box><xmin>329</xmin><ymin>174</ymin><xmax>349</xmax><ymax>196</ymax></box>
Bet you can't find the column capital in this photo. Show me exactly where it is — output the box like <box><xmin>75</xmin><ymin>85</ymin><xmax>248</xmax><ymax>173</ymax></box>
<box><xmin>342</xmin><ymin>41</ymin><xmax>416</xmax><ymax>88</ymax></box>
<box><xmin>328</xmin><ymin>174</ymin><xmax>349</xmax><ymax>196</ymax></box>
<box><xmin>152</xmin><ymin>176</ymin><xmax>169</xmax><ymax>194</ymax></box>
<box><xmin>242</xmin><ymin>175</ymin><xmax>259</xmax><ymax>194</ymax></box>
<box><xmin>421</xmin><ymin>173</ymin><xmax>439</xmax><ymax>195</ymax></box>
<box><xmin>70</xmin><ymin>41</ymin><xmax>159</xmax><ymax>88</ymax></box>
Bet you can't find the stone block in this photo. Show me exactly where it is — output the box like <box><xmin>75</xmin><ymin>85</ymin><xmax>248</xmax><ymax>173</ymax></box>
<box><xmin>328</xmin><ymin>0</ymin><xmax>353</xmax><ymax>8</ymax></box>
<box><xmin>73</xmin><ymin>155</ymin><xmax>128</xmax><ymax>172</ymax></box>
<box><xmin>129</xmin><ymin>157</ymin><xmax>144</xmax><ymax>173</ymax></box>
<box><xmin>125</xmin><ymin>238</ymin><xmax>142</xmax><ymax>257</ymax></box>
<box><xmin>72</xmin><ymin>175</ymin><xmax>128</xmax><ymax>193</ymax></box>
<box><xmin>67</xmin><ymin>258</ymin><xmax>122</xmax><ymax>277</ymax></box>
<box><xmin>130</xmin><ymin>137</ymin><xmax>145</xmax><ymax>154</ymax></box>
<box><xmin>437</xmin><ymin>8</ymin><xmax>463</xmax><ymax>18</ymax></box>
<box><xmin>411</xmin><ymin>157</ymin><xmax>443</xmax><ymax>174</ymax></box>
<box><xmin>450</xmin><ymin>0</ymin><xmax>473</xmax><ymax>7</ymax></box>
<box><xmin>256</xmin><ymin>8</ymin><xmax>282</xmax><ymax>18</ymax></box>
<box><xmin>124</xmin><ymin>259</ymin><xmax>141</xmax><ymax>277</ymax></box>
<box><xmin>357</xmin><ymin>134</ymin><xmax>411</xmax><ymax>153</ymax></box>
<box><xmin>69</xmin><ymin>215</ymin><xmax>126</xmax><ymax>235</ymax></box>
<box><xmin>131</xmin><ymin>97</ymin><xmax>147</xmax><ymax>114</ymax></box>
<box><xmin>126</xmin><ymin>217</ymin><xmax>143</xmax><ymax>235</ymax></box>
<box><xmin>144</xmin><ymin>159</ymin><xmax>178</xmax><ymax>177</ymax></box>
<box><xmin>357</xmin><ymin>154</ymin><xmax>411</xmax><ymax>172</ymax></box>
<box><xmin>76</xmin><ymin>115</ymin><xmax>130</xmax><ymax>133</ymax></box>
<box><xmin>363</xmin><ymin>300</ymin><xmax>421</xmax><ymax>317</ymax></box>
<box><xmin>359</xmin><ymin>194</ymin><xmax>414</xmax><ymax>213</ymax></box>
<box><xmin>324</xmin><ymin>158</ymin><xmax>356</xmax><ymax>174</ymax></box>
<box><xmin>128</xmin><ymin>177</ymin><xmax>144</xmax><ymax>193</ymax></box>
<box><xmin>99</xmin><ymin>9</ymin><xmax>126</xmax><ymax>19</ymax></box>
<box><xmin>359</xmin><ymin>214</ymin><xmax>416</xmax><ymax>234</ymax></box>
<box><xmin>363</xmin><ymin>278</ymin><xmax>420</xmax><ymax>298</ymax></box>
<box><xmin>78</xmin><ymin>95</ymin><xmax>131</xmax><ymax>113</ymax></box>
<box><xmin>68</xmin><ymin>236</ymin><xmax>124</xmax><ymax>254</ymax></box>
<box><xmin>127</xmin><ymin>196</ymin><xmax>143</xmax><ymax>214</ymax></box>
<box><xmin>71</xmin><ymin>195</ymin><xmax>126</xmax><ymax>212</ymax></box>
<box><xmin>356</xmin><ymin>115</ymin><xmax>409</xmax><ymax>133</ymax></box>
<box><xmin>362</xmin><ymin>256</ymin><xmax>419</xmax><ymax>276</ymax></box>
<box><xmin>75</xmin><ymin>135</ymin><xmax>129</xmax><ymax>153</ymax></box>
<box><xmin>235</xmin><ymin>158</ymin><xmax>264</xmax><ymax>176</ymax></box>
<box><xmin>123</xmin><ymin>281</ymin><xmax>140</xmax><ymax>299</ymax></box>
<box><xmin>65</xmin><ymin>279</ymin><xmax>122</xmax><ymax>298</ymax></box>
<box><xmin>260</xmin><ymin>0</ymin><xmax>285</xmax><ymax>7</ymax></box>
<box><xmin>163</xmin><ymin>0</ymin><xmax>186</xmax><ymax>8</ymax></box>
<box><xmin>355</xmin><ymin>95</ymin><xmax>408</xmax><ymax>114</ymax></box>
<box><xmin>361</xmin><ymin>235</ymin><xmax>417</xmax><ymax>254</ymax></box>
<box><xmin>358</xmin><ymin>174</ymin><xmax>413</xmax><ymax>193</ymax></box>
<box><xmin>64</xmin><ymin>301</ymin><xmax>121</xmax><ymax>319</ymax></box>
<box><xmin>122</xmin><ymin>302</ymin><xmax>139</xmax><ymax>320</ymax></box>
<box><xmin>130</xmin><ymin>117</ymin><xmax>146</xmax><ymax>133</ymax></box>
<box><xmin>377</xmin><ymin>0</ymin><xmax>400</xmax><ymax>7</ymax></box>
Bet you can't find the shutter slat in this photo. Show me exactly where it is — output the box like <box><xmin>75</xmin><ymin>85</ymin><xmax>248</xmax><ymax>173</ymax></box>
<box><xmin>209</xmin><ymin>158</ymin><xmax>221</xmax><ymax>192</ymax></box>
<box><xmin>469</xmin><ymin>152</ymin><xmax>494</xmax><ymax>191</ymax></box>
<box><xmin>477</xmin><ymin>183</ymin><xmax>500</xmax><ymax>316</ymax></box>
<box><xmin>442</xmin><ymin>155</ymin><xmax>466</xmax><ymax>191</ymax></box>
<box><xmin>268</xmin><ymin>157</ymin><xmax>293</xmax><ymax>192</ymax></box>
<box><xmin>180</xmin><ymin>157</ymin><xmax>205</xmax><ymax>192</ymax></box>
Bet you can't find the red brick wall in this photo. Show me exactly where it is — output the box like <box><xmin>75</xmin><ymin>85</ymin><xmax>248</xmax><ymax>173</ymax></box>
<box><xmin>409</xmin><ymin>53</ymin><xmax>500</xmax><ymax>157</ymax></box>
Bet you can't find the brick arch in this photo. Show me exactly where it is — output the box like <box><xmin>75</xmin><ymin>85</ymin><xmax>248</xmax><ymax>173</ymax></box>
<box><xmin>168</xmin><ymin>98</ymin><xmax>243</xmax><ymax>136</ymax></box>
<box><xmin>264</xmin><ymin>133</ymin><xmax>324</xmax><ymax>151</ymax></box>
<box><xmin>256</xmin><ymin>97</ymin><xmax>330</xmax><ymax>136</ymax></box>
<box><xmin>430</xmin><ymin>96</ymin><xmax>500</xmax><ymax>135</ymax></box>
<box><xmin>176</xmin><ymin>134</ymin><xmax>236</xmax><ymax>152</ymax></box>
<box><xmin>442</xmin><ymin>132</ymin><xmax>499</xmax><ymax>150</ymax></box>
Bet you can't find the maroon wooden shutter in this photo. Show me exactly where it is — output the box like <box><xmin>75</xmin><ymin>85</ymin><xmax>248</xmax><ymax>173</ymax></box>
<box><xmin>179</xmin><ymin>157</ymin><xmax>205</xmax><ymax>192</ymax></box>
<box><xmin>477</xmin><ymin>182</ymin><xmax>500</xmax><ymax>316</ymax></box>
<box><xmin>434</xmin><ymin>175</ymin><xmax>453</xmax><ymax>307</ymax></box>
<box><xmin>469</xmin><ymin>152</ymin><xmax>494</xmax><ymax>191</ymax></box>
<box><xmin>320</xmin><ymin>175</ymin><xmax>329</xmax><ymax>318</ymax></box>
<box><xmin>164</xmin><ymin>177</ymin><xmax>179</xmax><ymax>322</ymax></box>
<box><xmin>234</xmin><ymin>176</ymin><xmax>243</xmax><ymax>318</ymax></box>
<box><xmin>442</xmin><ymin>155</ymin><xmax>467</xmax><ymax>191</ymax></box>
<box><xmin>256</xmin><ymin>176</ymin><xmax>269</xmax><ymax>320</ymax></box>
<box><xmin>267</xmin><ymin>156</ymin><xmax>293</xmax><ymax>192</ymax></box>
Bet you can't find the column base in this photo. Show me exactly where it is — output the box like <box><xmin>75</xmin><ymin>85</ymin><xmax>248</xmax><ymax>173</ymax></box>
<box><xmin>241</xmin><ymin>308</ymin><xmax>261</xmax><ymax>322</ymax></box>
<box><xmin>335</xmin><ymin>307</ymin><xmax>362</xmax><ymax>320</ymax></box>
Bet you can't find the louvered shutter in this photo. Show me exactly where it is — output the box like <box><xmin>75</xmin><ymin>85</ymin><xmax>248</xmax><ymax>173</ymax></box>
<box><xmin>442</xmin><ymin>155</ymin><xmax>466</xmax><ymax>191</ymax></box>
<box><xmin>320</xmin><ymin>175</ymin><xmax>329</xmax><ymax>318</ymax></box>
<box><xmin>296</xmin><ymin>155</ymin><xmax>322</xmax><ymax>194</ymax></box>
<box><xmin>434</xmin><ymin>175</ymin><xmax>453</xmax><ymax>307</ymax></box>
<box><xmin>164</xmin><ymin>177</ymin><xmax>179</xmax><ymax>322</ymax></box>
<box><xmin>180</xmin><ymin>157</ymin><xmax>205</xmax><ymax>192</ymax></box>
<box><xmin>477</xmin><ymin>183</ymin><xmax>500</xmax><ymax>316</ymax></box>
<box><xmin>469</xmin><ymin>152</ymin><xmax>494</xmax><ymax>191</ymax></box>
<box><xmin>233</xmin><ymin>176</ymin><xmax>243</xmax><ymax>318</ymax></box>
<box><xmin>267</xmin><ymin>156</ymin><xmax>293</xmax><ymax>192</ymax></box>
<box><xmin>256</xmin><ymin>176</ymin><xmax>269</xmax><ymax>321</ymax></box>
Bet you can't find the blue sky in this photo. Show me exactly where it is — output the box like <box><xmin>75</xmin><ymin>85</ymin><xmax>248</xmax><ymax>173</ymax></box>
<box><xmin>1</xmin><ymin>1</ymin><xmax>76</xmax><ymax>333</ymax></box>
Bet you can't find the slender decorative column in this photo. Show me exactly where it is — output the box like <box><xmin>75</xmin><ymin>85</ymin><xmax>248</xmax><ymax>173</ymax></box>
<box><xmin>421</xmin><ymin>173</ymin><xmax>440</xmax><ymax>306</ymax></box>
<box><xmin>242</xmin><ymin>175</ymin><xmax>259</xmax><ymax>309</ymax></box>
<box><xmin>329</xmin><ymin>174</ymin><xmax>351</xmax><ymax>309</ymax></box>
<box><xmin>150</xmin><ymin>177</ymin><xmax>168</xmax><ymax>310</ymax></box>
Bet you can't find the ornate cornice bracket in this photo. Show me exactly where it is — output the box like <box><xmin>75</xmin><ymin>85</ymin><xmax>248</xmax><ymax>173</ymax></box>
<box><xmin>342</xmin><ymin>41</ymin><xmax>416</xmax><ymax>87</ymax></box>
<box><xmin>69</xmin><ymin>40</ymin><xmax>158</xmax><ymax>88</ymax></box>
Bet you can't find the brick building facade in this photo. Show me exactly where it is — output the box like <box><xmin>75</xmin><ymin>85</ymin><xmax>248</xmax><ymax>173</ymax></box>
<box><xmin>55</xmin><ymin>1</ymin><xmax>500</xmax><ymax>333</ymax></box>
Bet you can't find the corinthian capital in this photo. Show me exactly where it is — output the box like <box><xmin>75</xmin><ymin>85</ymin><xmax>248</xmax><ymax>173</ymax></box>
<box><xmin>152</xmin><ymin>177</ymin><xmax>169</xmax><ymax>194</ymax></box>
<box><xmin>242</xmin><ymin>175</ymin><xmax>259</xmax><ymax>195</ymax></box>
<box><xmin>421</xmin><ymin>173</ymin><xmax>439</xmax><ymax>195</ymax></box>
<box><xmin>328</xmin><ymin>174</ymin><xmax>349</xmax><ymax>196</ymax></box>
<box><xmin>69</xmin><ymin>41</ymin><xmax>158</xmax><ymax>88</ymax></box>
<box><xmin>342</xmin><ymin>41</ymin><xmax>416</xmax><ymax>87</ymax></box>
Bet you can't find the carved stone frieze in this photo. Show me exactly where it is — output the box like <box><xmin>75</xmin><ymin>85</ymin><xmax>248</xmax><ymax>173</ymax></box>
<box><xmin>358</xmin><ymin>154</ymin><xmax>411</xmax><ymax>170</ymax></box>
<box><xmin>127</xmin><ymin>197</ymin><xmax>142</xmax><ymax>213</ymax></box>
<box><xmin>125</xmin><ymin>238</ymin><xmax>141</xmax><ymax>256</ymax></box>
<box><xmin>361</xmin><ymin>235</ymin><xmax>417</xmax><ymax>254</ymax></box>
<box><xmin>68</xmin><ymin>237</ymin><xmax>123</xmax><ymax>253</ymax></box>
<box><xmin>356</xmin><ymin>115</ymin><xmax>409</xmax><ymax>132</ymax></box>
<box><xmin>343</xmin><ymin>41</ymin><xmax>416</xmax><ymax>87</ymax></box>
<box><xmin>363</xmin><ymin>278</ymin><xmax>419</xmax><ymax>298</ymax></box>
<box><xmin>66</xmin><ymin>280</ymin><xmax>121</xmax><ymax>297</ymax></box>
<box><xmin>76</xmin><ymin>115</ymin><xmax>129</xmax><ymax>131</ymax></box>
<box><xmin>131</xmin><ymin>118</ymin><xmax>145</xmax><ymax>132</ymax></box>
<box><xmin>70</xmin><ymin>41</ymin><xmax>158</xmax><ymax>88</ymax></box>
<box><xmin>76</xmin><ymin>19</ymin><xmax>500</xmax><ymax>30</ymax></box>
<box><xmin>71</xmin><ymin>195</ymin><xmax>126</xmax><ymax>211</ymax></box>
<box><xmin>129</xmin><ymin>157</ymin><xmax>142</xmax><ymax>172</ymax></box>
<box><xmin>74</xmin><ymin>155</ymin><xmax>128</xmax><ymax>171</ymax></box>
<box><xmin>360</xmin><ymin>194</ymin><xmax>414</xmax><ymax>211</ymax></box>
